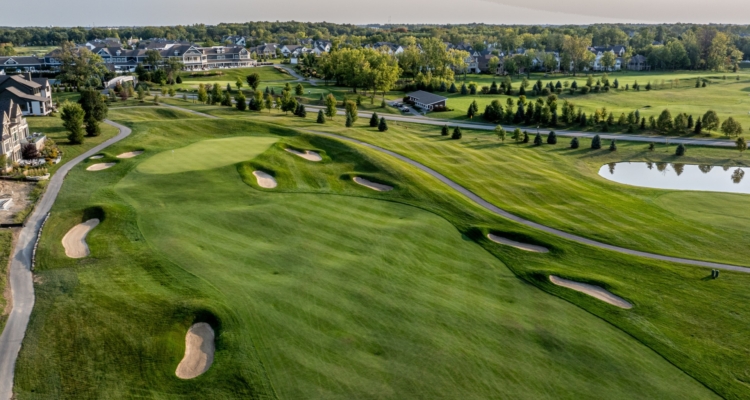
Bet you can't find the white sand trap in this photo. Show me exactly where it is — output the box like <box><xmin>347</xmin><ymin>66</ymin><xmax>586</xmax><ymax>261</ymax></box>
<box><xmin>116</xmin><ymin>150</ymin><xmax>144</xmax><ymax>159</ymax></box>
<box><xmin>253</xmin><ymin>170</ymin><xmax>277</xmax><ymax>188</ymax></box>
<box><xmin>86</xmin><ymin>163</ymin><xmax>116</xmax><ymax>171</ymax></box>
<box><xmin>176</xmin><ymin>323</ymin><xmax>215</xmax><ymax>379</ymax></box>
<box><xmin>285</xmin><ymin>148</ymin><xmax>322</xmax><ymax>162</ymax></box>
<box><xmin>550</xmin><ymin>275</ymin><xmax>633</xmax><ymax>309</ymax></box>
<box><xmin>487</xmin><ymin>234</ymin><xmax>549</xmax><ymax>253</ymax></box>
<box><xmin>353</xmin><ymin>177</ymin><xmax>393</xmax><ymax>192</ymax></box>
<box><xmin>62</xmin><ymin>218</ymin><xmax>100</xmax><ymax>258</ymax></box>
<box><xmin>89</xmin><ymin>154</ymin><xmax>104</xmax><ymax>159</ymax></box>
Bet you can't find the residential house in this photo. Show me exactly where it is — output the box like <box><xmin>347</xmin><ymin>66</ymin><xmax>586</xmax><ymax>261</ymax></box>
<box><xmin>222</xmin><ymin>36</ymin><xmax>246</xmax><ymax>46</ymax></box>
<box><xmin>84</xmin><ymin>38</ymin><xmax>121</xmax><ymax>50</ymax></box>
<box><xmin>627</xmin><ymin>55</ymin><xmax>650</xmax><ymax>71</ymax></box>
<box><xmin>0</xmin><ymin>73</ymin><xmax>52</xmax><ymax>116</ymax></box>
<box><xmin>406</xmin><ymin>91</ymin><xmax>447</xmax><ymax>111</ymax></box>
<box><xmin>368</xmin><ymin>42</ymin><xmax>404</xmax><ymax>55</ymax></box>
<box><xmin>312</xmin><ymin>40</ymin><xmax>332</xmax><ymax>52</ymax></box>
<box><xmin>589</xmin><ymin>45</ymin><xmax>626</xmax><ymax>57</ymax></box>
<box><xmin>250</xmin><ymin>43</ymin><xmax>280</xmax><ymax>58</ymax></box>
<box><xmin>280</xmin><ymin>45</ymin><xmax>304</xmax><ymax>57</ymax></box>
<box><xmin>0</xmin><ymin>99</ymin><xmax>28</xmax><ymax>164</ymax></box>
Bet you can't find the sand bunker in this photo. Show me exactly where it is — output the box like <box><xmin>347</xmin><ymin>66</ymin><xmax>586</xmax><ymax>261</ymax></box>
<box><xmin>353</xmin><ymin>177</ymin><xmax>393</xmax><ymax>192</ymax></box>
<box><xmin>285</xmin><ymin>148</ymin><xmax>322</xmax><ymax>162</ymax></box>
<box><xmin>253</xmin><ymin>170</ymin><xmax>277</xmax><ymax>188</ymax></box>
<box><xmin>86</xmin><ymin>163</ymin><xmax>116</xmax><ymax>171</ymax></box>
<box><xmin>487</xmin><ymin>234</ymin><xmax>549</xmax><ymax>253</ymax></box>
<box><xmin>89</xmin><ymin>154</ymin><xmax>104</xmax><ymax>159</ymax></box>
<box><xmin>550</xmin><ymin>275</ymin><xmax>633</xmax><ymax>309</ymax></box>
<box><xmin>62</xmin><ymin>219</ymin><xmax>100</xmax><ymax>258</ymax></box>
<box><xmin>176</xmin><ymin>323</ymin><xmax>215</xmax><ymax>379</ymax></box>
<box><xmin>116</xmin><ymin>151</ymin><xmax>144</xmax><ymax>159</ymax></box>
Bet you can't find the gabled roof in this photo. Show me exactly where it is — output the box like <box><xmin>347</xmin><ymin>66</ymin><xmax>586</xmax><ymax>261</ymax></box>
<box><xmin>407</xmin><ymin>90</ymin><xmax>447</xmax><ymax>105</ymax></box>
<box><xmin>0</xmin><ymin>74</ymin><xmax>41</xmax><ymax>89</ymax></box>
<box><xmin>0</xmin><ymin>56</ymin><xmax>43</xmax><ymax>66</ymax></box>
<box><xmin>2</xmin><ymin>86</ymin><xmax>48</xmax><ymax>102</ymax></box>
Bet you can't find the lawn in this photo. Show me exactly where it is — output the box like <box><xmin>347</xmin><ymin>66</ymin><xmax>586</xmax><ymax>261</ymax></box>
<box><xmin>0</xmin><ymin>229</ymin><xmax>11</xmax><ymax>332</ymax></box>
<box><xmin>429</xmin><ymin>69</ymin><xmax>750</xmax><ymax>137</ymax></box>
<box><xmin>10</xmin><ymin>46</ymin><xmax>56</xmax><ymax>56</ymax></box>
<box><xmin>14</xmin><ymin>110</ymin><xmax>725</xmax><ymax>399</ymax></box>
<box><xmin>173</xmin><ymin>66</ymin><xmax>295</xmax><ymax>91</ymax></box>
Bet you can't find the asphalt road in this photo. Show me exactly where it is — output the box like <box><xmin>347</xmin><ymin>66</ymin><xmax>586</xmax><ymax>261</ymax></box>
<box><xmin>0</xmin><ymin>120</ymin><xmax>132</xmax><ymax>400</ymax></box>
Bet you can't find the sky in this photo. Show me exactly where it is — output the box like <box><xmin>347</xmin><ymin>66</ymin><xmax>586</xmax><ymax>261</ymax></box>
<box><xmin>1</xmin><ymin>0</ymin><xmax>748</xmax><ymax>27</ymax></box>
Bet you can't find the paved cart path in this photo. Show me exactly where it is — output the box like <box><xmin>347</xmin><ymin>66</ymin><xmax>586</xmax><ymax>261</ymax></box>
<box><xmin>0</xmin><ymin>120</ymin><xmax>132</xmax><ymax>399</ymax></box>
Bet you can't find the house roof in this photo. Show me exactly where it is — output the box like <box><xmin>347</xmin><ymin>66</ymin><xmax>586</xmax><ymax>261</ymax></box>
<box><xmin>2</xmin><ymin>86</ymin><xmax>48</xmax><ymax>102</ymax></box>
<box><xmin>0</xmin><ymin>56</ymin><xmax>43</xmax><ymax>66</ymax></box>
<box><xmin>407</xmin><ymin>90</ymin><xmax>447</xmax><ymax>105</ymax></box>
<box><xmin>0</xmin><ymin>74</ymin><xmax>41</xmax><ymax>89</ymax></box>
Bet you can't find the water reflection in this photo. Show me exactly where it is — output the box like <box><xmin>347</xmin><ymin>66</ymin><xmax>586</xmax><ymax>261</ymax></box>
<box><xmin>599</xmin><ymin>162</ymin><xmax>750</xmax><ymax>194</ymax></box>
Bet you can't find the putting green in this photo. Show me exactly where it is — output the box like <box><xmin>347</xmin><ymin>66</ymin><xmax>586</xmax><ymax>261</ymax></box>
<box><xmin>137</xmin><ymin>136</ymin><xmax>278</xmax><ymax>175</ymax></box>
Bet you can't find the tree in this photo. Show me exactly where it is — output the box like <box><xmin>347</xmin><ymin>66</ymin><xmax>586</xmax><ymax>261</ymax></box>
<box><xmin>562</xmin><ymin>34</ymin><xmax>593</xmax><ymax>76</ymax></box>
<box><xmin>264</xmin><ymin>93</ymin><xmax>273</xmax><ymax>112</ymax></box>
<box><xmin>370</xmin><ymin>112</ymin><xmax>380</xmax><ymax>127</ymax></box>
<box><xmin>378</xmin><ymin>117</ymin><xmax>388</xmax><ymax>132</ymax></box>
<box><xmin>609</xmin><ymin>140</ymin><xmax>617</xmax><ymax>151</ymax></box>
<box><xmin>675</xmin><ymin>143</ymin><xmax>686</xmax><ymax>156</ymax></box>
<box><xmin>246</xmin><ymin>73</ymin><xmax>261</xmax><ymax>90</ymax></box>
<box><xmin>295</xmin><ymin>83</ymin><xmax>304</xmax><ymax>96</ymax></box>
<box><xmin>345</xmin><ymin>113</ymin><xmax>353</xmax><ymax>127</ymax></box>
<box><xmin>656</xmin><ymin>109</ymin><xmax>674</xmax><ymax>133</ymax></box>
<box><xmin>345</xmin><ymin>100</ymin><xmax>358</xmax><ymax>123</ymax></box>
<box><xmin>226</xmin><ymin>83</ymin><xmax>232</xmax><ymax>93</ymax></box>
<box><xmin>702</xmin><ymin>110</ymin><xmax>720</xmax><ymax>133</ymax></box>
<box><xmin>533</xmin><ymin>132</ymin><xmax>543</xmax><ymax>146</ymax></box>
<box><xmin>494</xmin><ymin>125</ymin><xmax>506</xmax><ymax>142</ymax></box>
<box><xmin>325</xmin><ymin>94</ymin><xmax>337</xmax><ymax>119</ymax></box>
<box><xmin>591</xmin><ymin>134</ymin><xmax>602</xmax><ymax>149</ymax></box>
<box><xmin>235</xmin><ymin>92</ymin><xmax>247</xmax><ymax>111</ymax></box>
<box><xmin>736</xmin><ymin>137</ymin><xmax>747</xmax><ymax>156</ymax></box>
<box><xmin>460</xmin><ymin>83</ymin><xmax>468</xmax><ymax>95</ymax></box>
<box><xmin>452</xmin><ymin>126</ymin><xmax>462</xmax><ymax>140</ymax></box>
<box><xmin>221</xmin><ymin>91</ymin><xmax>233</xmax><ymax>107</ymax></box>
<box><xmin>442</xmin><ymin>125</ymin><xmax>450</xmax><ymax>136</ymax></box>
<box><xmin>317</xmin><ymin>110</ymin><xmax>326</xmax><ymax>123</ymax></box>
<box><xmin>61</xmin><ymin>101</ymin><xmax>85</xmax><ymax>144</ymax></box>
<box><xmin>58</xmin><ymin>42</ymin><xmax>108</xmax><ymax>87</ymax></box>
<box><xmin>721</xmin><ymin>117</ymin><xmax>743</xmax><ymax>137</ymax></box>
<box><xmin>145</xmin><ymin>49</ymin><xmax>162</xmax><ymax>68</ymax></box>
<box><xmin>512</xmin><ymin>128</ymin><xmax>523</xmax><ymax>143</ymax></box>
<box><xmin>601</xmin><ymin>51</ymin><xmax>616</xmax><ymax>71</ymax></box>
<box><xmin>694</xmin><ymin>118</ymin><xmax>703</xmax><ymax>134</ymax></box>
<box><xmin>78</xmin><ymin>88</ymin><xmax>107</xmax><ymax>136</ymax></box>
<box><xmin>197</xmin><ymin>84</ymin><xmax>208</xmax><ymax>103</ymax></box>
<box><xmin>235</xmin><ymin>78</ymin><xmax>243</xmax><ymax>91</ymax></box>
<box><xmin>570</xmin><ymin>137</ymin><xmax>580</xmax><ymax>149</ymax></box>
<box><xmin>547</xmin><ymin>131</ymin><xmax>557</xmax><ymax>144</ymax></box>
<box><xmin>21</xmin><ymin>143</ymin><xmax>39</xmax><ymax>160</ymax></box>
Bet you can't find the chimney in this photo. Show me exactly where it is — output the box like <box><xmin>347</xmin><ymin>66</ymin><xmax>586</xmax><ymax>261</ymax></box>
<box><xmin>27</xmin><ymin>72</ymin><xmax>32</xmax><ymax>81</ymax></box>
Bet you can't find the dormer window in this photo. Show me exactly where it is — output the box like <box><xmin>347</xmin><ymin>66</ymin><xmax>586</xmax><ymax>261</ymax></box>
<box><xmin>174</xmin><ymin>51</ymin><xmax>180</xmax><ymax>56</ymax></box>
<box><xmin>116</xmin><ymin>50</ymin><xmax>121</xmax><ymax>56</ymax></box>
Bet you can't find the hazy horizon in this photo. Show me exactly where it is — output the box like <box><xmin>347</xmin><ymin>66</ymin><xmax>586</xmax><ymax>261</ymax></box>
<box><xmin>1</xmin><ymin>0</ymin><xmax>748</xmax><ymax>28</ymax></box>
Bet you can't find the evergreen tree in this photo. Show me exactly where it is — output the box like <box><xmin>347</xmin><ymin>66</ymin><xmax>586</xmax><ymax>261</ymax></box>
<box><xmin>85</xmin><ymin>116</ymin><xmax>101</xmax><ymax>137</ymax></box>
<box><xmin>296</xmin><ymin>83</ymin><xmax>304</xmax><ymax>96</ymax></box>
<box><xmin>547</xmin><ymin>131</ymin><xmax>557</xmax><ymax>144</ymax></box>
<box><xmin>317</xmin><ymin>110</ymin><xmax>325</xmax><ymax>124</ymax></box>
<box><xmin>687</xmin><ymin>115</ymin><xmax>694</xmax><ymax>129</ymax></box>
<box><xmin>176</xmin><ymin>75</ymin><xmax>182</xmax><ymax>84</ymax></box>
<box><xmin>452</xmin><ymin>126</ymin><xmax>462</xmax><ymax>139</ymax></box>
<box><xmin>439</xmin><ymin>81</ymin><xmax>447</xmax><ymax>92</ymax></box>
<box><xmin>221</xmin><ymin>91</ymin><xmax>233</xmax><ymax>106</ymax></box>
<box><xmin>534</xmin><ymin>132</ymin><xmax>543</xmax><ymax>146</ymax></box>
<box><xmin>378</xmin><ymin>117</ymin><xmax>388</xmax><ymax>132</ymax></box>
<box><xmin>515</xmin><ymin>102</ymin><xmax>525</xmax><ymax>123</ymax></box>
<box><xmin>226</xmin><ymin>83</ymin><xmax>232</xmax><ymax>93</ymax></box>
<box><xmin>551</xmin><ymin>111</ymin><xmax>558</xmax><ymax>127</ymax></box>
<box><xmin>298</xmin><ymin>104</ymin><xmax>307</xmax><ymax>118</ymax></box>
<box><xmin>460</xmin><ymin>83</ymin><xmax>468</xmax><ymax>95</ymax></box>
<box><xmin>580</xmin><ymin>113</ymin><xmax>587</xmax><ymax>127</ymax></box>
<box><xmin>61</xmin><ymin>102</ymin><xmax>85</xmax><ymax>144</ymax></box>
<box><xmin>448</xmin><ymin>82</ymin><xmax>457</xmax><ymax>93</ymax></box>
<box><xmin>640</xmin><ymin>117</ymin><xmax>646</xmax><ymax>130</ymax></box>
<box><xmin>609</xmin><ymin>139</ymin><xmax>617</xmax><ymax>151</ymax></box>
<box><xmin>441</xmin><ymin>125</ymin><xmax>449</xmax><ymax>136</ymax></box>
<box><xmin>489</xmin><ymin>81</ymin><xmax>498</xmax><ymax>94</ymax></box>
<box><xmin>370</xmin><ymin>112</ymin><xmax>379</xmax><ymax>127</ymax></box>
<box><xmin>522</xmin><ymin>131</ymin><xmax>529</xmax><ymax>143</ymax></box>
<box><xmin>675</xmin><ymin>143</ymin><xmax>686</xmax><ymax>156</ymax></box>
<box><xmin>570</xmin><ymin>137</ymin><xmax>580</xmax><ymax>149</ymax></box>
<box><xmin>467</xmin><ymin>104</ymin><xmax>475</xmax><ymax>118</ymax></box>
<box><xmin>694</xmin><ymin>118</ymin><xmax>703</xmax><ymax>134</ymax></box>
<box><xmin>591</xmin><ymin>134</ymin><xmax>602</xmax><ymax>149</ymax></box>
<box><xmin>345</xmin><ymin>112</ymin><xmax>353</xmax><ymax>127</ymax></box>
<box><xmin>235</xmin><ymin>92</ymin><xmax>247</xmax><ymax>111</ymax></box>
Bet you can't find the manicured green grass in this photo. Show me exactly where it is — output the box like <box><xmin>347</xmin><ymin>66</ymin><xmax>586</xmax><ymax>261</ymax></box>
<box><xmin>176</xmin><ymin>66</ymin><xmax>295</xmax><ymax>90</ymax></box>
<box><xmin>0</xmin><ymin>229</ymin><xmax>11</xmax><ymax>331</ymax></box>
<box><xmin>26</xmin><ymin>114</ymin><xmax>118</xmax><ymax>174</ymax></box>
<box><xmin>11</xmin><ymin>46</ymin><xmax>56</xmax><ymax>56</ymax></box>
<box><xmin>16</xmin><ymin>112</ymin><xmax>722</xmax><ymax>399</ymax></box>
<box><xmin>433</xmin><ymin>70</ymin><xmax>750</xmax><ymax>136</ymax></box>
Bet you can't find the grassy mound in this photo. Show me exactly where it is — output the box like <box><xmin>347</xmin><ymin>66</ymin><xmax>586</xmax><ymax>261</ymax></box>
<box><xmin>16</xmin><ymin>115</ymin><xmax>716</xmax><ymax>399</ymax></box>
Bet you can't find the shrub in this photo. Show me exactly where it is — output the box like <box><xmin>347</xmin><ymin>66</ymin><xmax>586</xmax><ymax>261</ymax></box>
<box><xmin>441</xmin><ymin>125</ymin><xmax>449</xmax><ymax>136</ymax></box>
<box><xmin>522</xmin><ymin>131</ymin><xmax>529</xmax><ymax>143</ymax></box>
<box><xmin>591</xmin><ymin>134</ymin><xmax>602</xmax><ymax>149</ymax></box>
<box><xmin>570</xmin><ymin>137</ymin><xmax>579</xmax><ymax>149</ymax></box>
<box><xmin>370</xmin><ymin>112</ymin><xmax>379</xmax><ymax>127</ymax></box>
<box><xmin>378</xmin><ymin>117</ymin><xmax>388</xmax><ymax>132</ymax></box>
<box><xmin>580</xmin><ymin>86</ymin><xmax>590</xmax><ymax>94</ymax></box>
<box><xmin>675</xmin><ymin>143</ymin><xmax>686</xmax><ymax>156</ymax></box>
<box><xmin>547</xmin><ymin>131</ymin><xmax>557</xmax><ymax>144</ymax></box>
<box><xmin>452</xmin><ymin>126</ymin><xmax>462</xmax><ymax>140</ymax></box>
<box><xmin>609</xmin><ymin>140</ymin><xmax>617</xmax><ymax>151</ymax></box>
<box><xmin>317</xmin><ymin>110</ymin><xmax>325</xmax><ymax>123</ymax></box>
<box><xmin>533</xmin><ymin>132</ymin><xmax>543</xmax><ymax>146</ymax></box>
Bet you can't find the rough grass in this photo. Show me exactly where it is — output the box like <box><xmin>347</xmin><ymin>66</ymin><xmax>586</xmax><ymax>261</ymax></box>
<box><xmin>0</xmin><ymin>229</ymin><xmax>11</xmax><ymax>332</ymax></box>
<box><xmin>15</xmin><ymin>113</ymin><xmax>721</xmax><ymax>399</ymax></box>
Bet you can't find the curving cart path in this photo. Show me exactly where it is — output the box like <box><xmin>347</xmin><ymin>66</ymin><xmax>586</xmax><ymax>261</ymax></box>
<box><xmin>303</xmin><ymin>129</ymin><xmax>750</xmax><ymax>274</ymax></box>
<box><xmin>0</xmin><ymin>120</ymin><xmax>132</xmax><ymax>399</ymax></box>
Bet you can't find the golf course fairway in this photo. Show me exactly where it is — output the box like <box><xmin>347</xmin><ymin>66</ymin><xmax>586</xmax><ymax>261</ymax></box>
<box><xmin>14</xmin><ymin>113</ymin><xmax>719</xmax><ymax>399</ymax></box>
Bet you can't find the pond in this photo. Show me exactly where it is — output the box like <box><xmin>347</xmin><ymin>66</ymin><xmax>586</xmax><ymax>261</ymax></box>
<box><xmin>598</xmin><ymin>162</ymin><xmax>750</xmax><ymax>194</ymax></box>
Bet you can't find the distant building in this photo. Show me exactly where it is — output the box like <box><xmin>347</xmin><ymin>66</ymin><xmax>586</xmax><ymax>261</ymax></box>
<box><xmin>0</xmin><ymin>73</ymin><xmax>52</xmax><ymax>116</ymax></box>
<box><xmin>406</xmin><ymin>91</ymin><xmax>447</xmax><ymax>111</ymax></box>
<box><xmin>222</xmin><ymin>36</ymin><xmax>246</xmax><ymax>46</ymax></box>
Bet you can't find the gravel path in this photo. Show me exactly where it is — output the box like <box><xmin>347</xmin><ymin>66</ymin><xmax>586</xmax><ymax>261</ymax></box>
<box><xmin>0</xmin><ymin>120</ymin><xmax>132</xmax><ymax>399</ymax></box>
